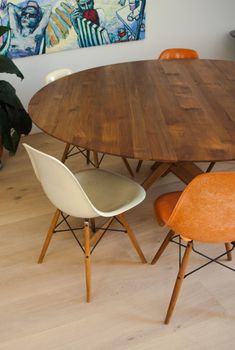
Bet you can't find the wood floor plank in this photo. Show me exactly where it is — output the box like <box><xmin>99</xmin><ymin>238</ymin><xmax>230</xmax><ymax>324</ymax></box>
<box><xmin>0</xmin><ymin>133</ymin><xmax>235</xmax><ymax>349</ymax></box>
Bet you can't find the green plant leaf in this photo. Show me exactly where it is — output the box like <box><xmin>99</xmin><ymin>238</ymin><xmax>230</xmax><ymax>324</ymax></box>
<box><xmin>0</xmin><ymin>26</ymin><xmax>11</xmax><ymax>37</ymax></box>
<box><xmin>0</xmin><ymin>56</ymin><xmax>24</xmax><ymax>79</ymax></box>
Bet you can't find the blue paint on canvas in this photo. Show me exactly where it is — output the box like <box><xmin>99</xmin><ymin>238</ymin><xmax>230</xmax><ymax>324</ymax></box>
<box><xmin>0</xmin><ymin>0</ymin><xmax>146</xmax><ymax>58</ymax></box>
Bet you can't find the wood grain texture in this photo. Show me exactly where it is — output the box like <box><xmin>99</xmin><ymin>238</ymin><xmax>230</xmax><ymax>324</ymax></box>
<box><xmin>28</xmin><ymin>60</ymin><xmax>235</xmax><ymax>162</ymax></box>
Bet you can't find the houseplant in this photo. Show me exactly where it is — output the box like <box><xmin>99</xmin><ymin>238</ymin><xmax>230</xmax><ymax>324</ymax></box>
<box><xmin>0</xmin><ymin>25</ymin><xmax>32</xmax><ymax>169</ymax></box>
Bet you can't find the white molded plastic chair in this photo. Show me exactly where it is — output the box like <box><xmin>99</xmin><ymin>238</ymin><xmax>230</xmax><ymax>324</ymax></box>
<box><xmin>23</xmin><ymin>143</ymin><xmax>146</xmax><ymax>302</ymax></box>
<box><xmin>45</xmin><ymin>68</ymin><xmax>73</xmax><ymax>84</ymax></box>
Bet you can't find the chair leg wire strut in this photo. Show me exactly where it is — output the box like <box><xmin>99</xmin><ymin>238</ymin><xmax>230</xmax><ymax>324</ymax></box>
<box><xmin>153</xmin><ymin>233</ymin><xmax>235</xmax><ymax>324</ymax></box>
<box><xmin>37</xmin><ymin>210</ymin><xmax>146</xmax><ymax>301</ymax></box>
<box><xmin>61</xmin><ymin>143</ymin><xmax>103</xmax><ymax>168</ymax></box>
<box><xmin>61</xmin><ymin>143</ymin><xmax>133</xmax><ymax>177</ymax></box>
<box><xmin>172</xmin><ymin>236</ymin><xmax>235</xmax><ymax>275</ymax></box>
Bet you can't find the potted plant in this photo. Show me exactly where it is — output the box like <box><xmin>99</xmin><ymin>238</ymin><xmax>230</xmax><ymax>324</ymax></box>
<box><xmin>0</xmin><ymin>25</ymin><xmax>32</xmax><ymax>169</ymax></box>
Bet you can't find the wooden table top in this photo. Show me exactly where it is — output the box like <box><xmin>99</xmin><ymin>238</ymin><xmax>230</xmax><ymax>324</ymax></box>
<box><xmin>28</xmin><ymin>59</ymin><xmax>235</xmax><ymax>162</ymax></box>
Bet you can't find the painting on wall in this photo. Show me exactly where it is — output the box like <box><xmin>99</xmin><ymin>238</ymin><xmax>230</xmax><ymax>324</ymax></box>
<box><xmin>0</xmin><ymin>0</ymin><xmax>146</xmax><ymax>59</ymax></box>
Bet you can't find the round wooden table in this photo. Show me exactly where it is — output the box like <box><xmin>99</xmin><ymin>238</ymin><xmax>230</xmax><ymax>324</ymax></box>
<box><xmin>28</xmin><ymin>59</ymin><xmax>235</xmax><ymax>188</ymax></box>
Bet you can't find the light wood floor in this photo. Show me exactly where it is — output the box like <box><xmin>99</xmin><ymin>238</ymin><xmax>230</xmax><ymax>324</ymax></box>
<box><xmin>1</xmin><ymin>133</ymin><xmax>235</xmax><ymax>350</ymax></box>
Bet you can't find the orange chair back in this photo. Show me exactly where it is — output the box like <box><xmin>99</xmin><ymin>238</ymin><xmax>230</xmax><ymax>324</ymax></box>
<box><xmin>159</xmin><ymin>48</ymin><xmax>199</xmax><ymax>60</ymax></box>
<box><xmin>167</xmin><ymin>172</ymin><xmax>235</xmax><ymax>243</ymax></box>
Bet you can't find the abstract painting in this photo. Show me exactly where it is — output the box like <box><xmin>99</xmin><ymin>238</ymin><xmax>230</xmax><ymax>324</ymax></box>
<box><xmin>0</xmin><ymin>0</ymin><xmax>146</xmax><ymax>58</ymax></box>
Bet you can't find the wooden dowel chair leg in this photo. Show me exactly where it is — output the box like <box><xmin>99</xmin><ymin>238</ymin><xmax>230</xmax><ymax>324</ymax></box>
<box><xmin>38</xmin><ymin>209</ymin><xmax>61</xmax><ymax>264</ymax></box>
<box><xmin>136</xmin><ymin>160</ymin><xmax>143</xmax><ymax>173</ymax></box>
<box><xmin>90</xmin><ymin>218</ymin><xmax>96</xmax><ymax>233</ymax></box>
<box><xmin>164</xmin><ymin>241</ymin><xmax>193</xmax><ymax>324</ymax></box>
<box><xmin>93</xmin><ymin>151</ymin><xmax>99</xmax><ymax>168</ymax></box>
<box><xmin>225</xmin><ymin>242</ymin><xmax>233</xmax><ymax>261</ymax></box>
<box><xmin>86</xmin><ymin>150</ymin><xmax>90</xmax><ymax>165</ymax></box>
<box><xmin>117</xmin><ymin>214</ymin><xmax>147</xmax><ymax>264</ymax></box>
<box><xmin>122</xmin><ymin>157</ymin><xmax>134</xmax><ymax>177</ymax></box>
<box><xmin>206</xmin><ymin>161</ymin><xmax>215</xmax><ymax>173</ymax></box>
<box><xmin>84</xmin><ymin>221</ymin><xmax>91</xmax><ymax>303</ymax></box>
<box><xmin>90</xmin><ymin>218</ymin><xmax>114</xmax><ymax>247</ymax></box>
<box><xmin>151</xmin><ymin>230</ymin><xmax>175</xmax><ymax>265</ymax></box>
<box><xmin>61</xmin><ymin>143</ymin><xmax>71</xmax><ymax>163</ymax></box>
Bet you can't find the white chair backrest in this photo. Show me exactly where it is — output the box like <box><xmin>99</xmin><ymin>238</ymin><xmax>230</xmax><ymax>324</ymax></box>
<box><xmin>23</xmin><ymin>144</ymin><xmax>98</xmax><ymax>218</ymax></box>
<box><xmin>45</xmin><ymin>68</ymin><xmax>73</xmax><ymax>85</ymax></box>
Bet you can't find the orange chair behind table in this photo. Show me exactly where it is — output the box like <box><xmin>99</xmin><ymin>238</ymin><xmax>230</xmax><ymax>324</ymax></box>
<box><xmin>159</xmin><ymin>48</ymin><xmax>199</xmax><ymax>60</ymax></box>
<box><xmin>151</xmin><ymin>172</ymin><xmax>235</xmax><ymax>324</ymax></box>
<box><xmin>135</xmin><ymin>47</ymin><xmax>200</xmax><ymax>174</ymax></box>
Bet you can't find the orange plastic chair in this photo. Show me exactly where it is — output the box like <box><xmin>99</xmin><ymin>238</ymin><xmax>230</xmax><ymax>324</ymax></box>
<box><xmin>151</xmin><ymin>172</ymin><xmax>235</xmax><ymax>324</ymax></box>
<box><xmin>135</xmin><ymin>48</ymin><xmax>200</xmax><ymax>174</ymax></box>
<box><xmin>159</xmin><ymin>48</ymin><xmax>199</xmax><ymax>60</ymax></box>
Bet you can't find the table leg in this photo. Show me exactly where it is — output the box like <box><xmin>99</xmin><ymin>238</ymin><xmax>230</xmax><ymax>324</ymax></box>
<box><xmin>169</xmin><ymin>162</ymin><xmax>203</xmax><ymax>184</ymax></box>
<box><xmin>142</xmin><ymin>162</ymin><xmax>172</xmax><ymax>190</ymax></box>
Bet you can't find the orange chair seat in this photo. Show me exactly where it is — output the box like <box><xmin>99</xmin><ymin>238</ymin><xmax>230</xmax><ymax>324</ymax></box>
<box><xmin>154</xmin><ymin>191</ymin><xmax>182</xmax><ymax>226</ymax></box>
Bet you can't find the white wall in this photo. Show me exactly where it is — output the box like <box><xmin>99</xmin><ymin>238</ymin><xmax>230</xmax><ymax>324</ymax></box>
<box><xmin>5</xmin><ymin>0</ymin><xmax>235</xmax><ymax>132</ymax></box>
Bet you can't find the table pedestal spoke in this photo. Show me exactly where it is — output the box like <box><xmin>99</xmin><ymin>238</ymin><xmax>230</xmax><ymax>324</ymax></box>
<box><xmin>142</xmin><ymin>162</ymin><xmax>172</xmax><ymax>190</ymax></box>
<box><xmin>169</xmin><ymin>162</ymin><xmax>204</xmax><ymax>184</ymax></box>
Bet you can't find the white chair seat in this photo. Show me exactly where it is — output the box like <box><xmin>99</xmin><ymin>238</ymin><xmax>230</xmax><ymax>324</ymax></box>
<box><xmin>76</xmin><ymin>169</ymin><xmax>145</xmax><ymax>216</ymax></box>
